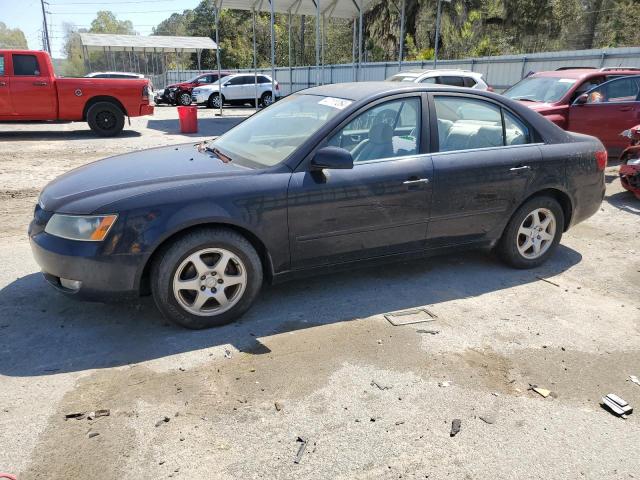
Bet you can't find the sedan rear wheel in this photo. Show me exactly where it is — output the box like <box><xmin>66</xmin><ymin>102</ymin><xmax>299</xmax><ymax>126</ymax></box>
<box><xmin>151</xmin><ymin>228</ymin><xmax>262</xmax><ymax>329</ymax></box>
<box><xmin>497</xmin><ymin>196</ymin><xmax>564</xmax><ymax>269</ymax></box>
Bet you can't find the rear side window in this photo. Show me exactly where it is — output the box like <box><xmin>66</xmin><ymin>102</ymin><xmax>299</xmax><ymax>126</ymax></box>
<box><xmin>463</xmin><ymin>77</ymin><xmax>477</xmax><ymax>88</ymax></box>
<box><xmin>420</xmin><ymin>76</ymin><xmax>437</xmax><ymax>84</ymax></box>
<box><xmin>13</xmin><ymin>54</ymin><xmax>40</xmax><ymax>76</ymax></box>
<box><xmin>258</xmin><ymin>76</ymin><xmax>271</xmax><ymax>84</ymax></box>
<box><xmin>0</xmin><ymin>55</ymin><xmax>4</xmax><ymax>75</ymax></box>
<box><xmin>434</xmin><ymin>96</ymin><xmax>532</xmax><ymax>152</ymax></box>
<box><xmin>439</xmin><ymin>76</ymin><xmax>465</xmax><ymax>87</ymax></box>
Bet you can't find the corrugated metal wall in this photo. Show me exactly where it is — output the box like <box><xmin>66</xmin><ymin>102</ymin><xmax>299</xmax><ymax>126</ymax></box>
<box><xmin>158</xmin><ymin>46</ymin><xmax>640</xmax><ymax>94</ymax></box>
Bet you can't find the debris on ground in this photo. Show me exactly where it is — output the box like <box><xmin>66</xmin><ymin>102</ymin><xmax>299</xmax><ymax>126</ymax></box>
<box><xmin>87</xmin><ymin>409</ymin><xmax>110</xmax><ymax>420</ymax></box>
<box><xmin>224</xmin><ymin>349</ymin><xmax>232</xmax><ymax>359</ymax></box>
<box><xmin>385</xmin><ymin>307</ymin><xmax>437</xmax><ymax>326</ymax></box>
<box><xmin>65</xmin><ymin>412</ymin><xmax>86</xmax><ymax>420</ymax></box>
<box><xmin>371</xmin><ymin>380</ymin><xmax>392</xmax><ymax>390</ymax></box>
<box><xmin>438</xmin><ymin>381</ymin><xmax>452</xmax><ymax>388</ymax></box>
<box><xmin>87</xmin><ymin>431</ymin><xmax>99</xmax><ymax>438</ymax></box>
<box><xmin>535</xmin><ymin>276</ymin><xmax>560</xmax><ymax>287</ymax></box>
<box><xmin>450</xmin><ymin>419</ymin><xmax>462</xmax><ymax>437</ymax></box>
<box><xmin>529</xmin><ymin>385</ymin><xmax>552</xmax><ymax>398</ymax></box>
<box><xmin>479</xmin><ymin>414</ymin><xmax>496</xmax><ymax>425</ymax></box>
<box><xmin>416</xmin><ymin>329</ymin><xmax>440</xmax><ymax>335</ymax></box>
<box><xmin>155</xmin><ymin>416</ymin><xmax>171</xmax><ymax>427</ymax></box>
<box><xmin>274</xmin><ymin>401</ymin><xmax>284</xmax><ymax>412</ymax></box>
<box><xmin>601</xmin><ymin>394</ymin><xmax>633</xmax><ymax>418</ymax></box>
<box><xmin>294</xmin><ymin>436</ymin><xmax>308</xmax><ymax>464</ymax></box>
<box><xmin>629</xmin><ymin>375</ymin><xmax>640</xmax><ymax>387</ymax></box>
<box><xmin>395</xmin><ymin>420</ymin><xmax>405</xmax><ymax>426</ymax></box>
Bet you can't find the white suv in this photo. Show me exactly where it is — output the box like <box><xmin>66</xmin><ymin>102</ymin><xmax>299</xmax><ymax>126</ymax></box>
<box><xmin>387</xmin><ymin>69</ymin><xmax>492</xmax><ymax>91</ymax></box>
<box><xmin>192</xmin><ymin>73</ymin><xmax>280</xmax><ymax>108</ymax></box>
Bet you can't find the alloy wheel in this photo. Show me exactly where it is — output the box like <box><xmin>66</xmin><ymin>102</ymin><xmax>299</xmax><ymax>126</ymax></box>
<box><xmin>172</xmin><ymin>248</ymin><xmax>247</xmax><ymax>316</ymax></box>
<box><xmin>516</xmin><ymin>208</ymin><xmax>556</xmax><ymax>259</ymax></box>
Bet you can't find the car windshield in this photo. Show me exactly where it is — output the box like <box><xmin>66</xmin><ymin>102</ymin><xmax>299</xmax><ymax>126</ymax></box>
<box><xmin>504</xmin><ymin>76</ymin><xmax>577</xmax><ymax>103</ymax></box>
<box><xmin>210</xmin><ymin>94</ymin><xmax>349</xmax><ymax>168</ymax></box>
<box><xmin>388</xmin><ymin>74</ymin><xmax>418</xmax><ymax>82</ymax></box>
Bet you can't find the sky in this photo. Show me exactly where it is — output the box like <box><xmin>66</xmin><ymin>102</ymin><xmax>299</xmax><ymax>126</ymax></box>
<box><xmin>1</xmin><ymin>0</ymin><xmax>203</xmax><ymax>57</ymax></box>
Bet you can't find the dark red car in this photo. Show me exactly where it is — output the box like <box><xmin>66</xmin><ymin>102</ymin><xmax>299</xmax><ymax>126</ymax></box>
<box><xmin>504</xmin><ymin>68</ymin><xmax>640</xmax><ymax>157</ymax></box>
<box><xmin>156</xmin><ymin>71</ymin><xmax>232</xmax><ymax>106</ymax></box>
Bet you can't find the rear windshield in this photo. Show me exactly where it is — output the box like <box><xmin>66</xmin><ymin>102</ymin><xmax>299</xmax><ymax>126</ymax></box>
<box><xmin>504</xmin><ymin>76</ymin><xmax>577</xmax><ymax>103</ymax></box>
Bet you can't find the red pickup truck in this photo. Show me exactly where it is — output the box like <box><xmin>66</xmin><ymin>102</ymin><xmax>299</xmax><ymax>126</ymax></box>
<box><xmin>0</xmin><ymin>49</ymin><xmax>154</xmax><ymax>136</ymax></box>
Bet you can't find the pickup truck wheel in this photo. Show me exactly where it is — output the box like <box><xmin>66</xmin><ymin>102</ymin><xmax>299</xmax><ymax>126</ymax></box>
<box><xmin>497</xmin><ymin>196</ymin><xmax>564</xmax><ymax>269</ymax></box>
<box><xmin>178</xmin><ymin>92</ymin><xmax>192</xmax><ymax>106</ymax></box>
<box><xmin>207</xmin><ymin>93</ymin><xmax>222</xmax><ymax>109</ymax></box>
<box><xmin>87</xmin><ymin>102</ymin><xmax>125</xmax><ymax>137</ymax></box>
<box><xmin>151</xmin><ymin>227</ymin><xmax>263</xmax><ymax>329</ymax></box>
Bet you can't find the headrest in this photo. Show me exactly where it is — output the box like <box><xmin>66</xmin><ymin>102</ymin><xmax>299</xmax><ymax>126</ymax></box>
<box><xmin>369</xmin><ymin>122</ymin><xmax>393</xmax><ymax>145</ymax></box>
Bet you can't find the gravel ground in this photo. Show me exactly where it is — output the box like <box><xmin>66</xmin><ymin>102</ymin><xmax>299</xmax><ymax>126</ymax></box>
<box><xmin>0</xmin><ymin>106</ymin><xmax>639</xmax><ymax>480</ymax></box>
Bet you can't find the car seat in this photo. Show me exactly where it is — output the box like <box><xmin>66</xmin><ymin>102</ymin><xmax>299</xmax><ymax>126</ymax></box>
<box><xmin>351</xmin><ymin>122</ymin><xmax>394</xmax><ymax>162</ymax></box>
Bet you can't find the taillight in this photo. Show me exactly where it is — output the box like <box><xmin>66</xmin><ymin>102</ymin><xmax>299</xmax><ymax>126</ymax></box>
<box><xmin>275</xmin><ymin>82</ymin><xmax>280</xmax><ymax>91</ymax></box>
<box><xmin>142</xmin><ymin>85</ymin><xmax>150</xmax><ymax>101</ymax></box>
<box><xmin>595</xmin><ymin>150</ymin><xmax>608</xmax><ymax>171</ymax></box>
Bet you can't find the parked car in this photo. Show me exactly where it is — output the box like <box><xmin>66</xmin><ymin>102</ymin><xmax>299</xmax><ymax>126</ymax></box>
<box><xmin>503</xmin><ymin>67</ymin><xmax>640</xmax><ymax>156</ymax></box>
<box><xmin>387</xmin><ymin>69</ymin><xmax>492</xmax><ymax>91</ymax></box>
<box><xmin>30</xmin><ymin>82</ymin><xmax>606</xmax><ymax>329</ymax></box>
<box><xmin>619</xmin><ymin>124</ymin><xmax>640</xmax><ymax>200</ymax></box>
<box><xmin>191</xmin><ymin>73</ymin><xmax>280</xmax><ymax>108</ymax></box>
<box><xmin>155</xmin><ymin>71</ymin><xmax>232</xmax><ymax>106</ymax></box>
<box><xmin>0</xmin><ymin>49</ymin><xmax>154</xmax><ymax>136</ymax></box>
<box><xmin>84</xmin><ymin>71</ymin><xmax>145</xmax><ymax>79</ymax></box>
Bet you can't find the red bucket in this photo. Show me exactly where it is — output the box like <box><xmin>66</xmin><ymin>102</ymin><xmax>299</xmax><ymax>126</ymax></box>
<box><xmin>177</xmin><ymin>105</ymin><xmax>198</xmax><ymax>134</ymax></box>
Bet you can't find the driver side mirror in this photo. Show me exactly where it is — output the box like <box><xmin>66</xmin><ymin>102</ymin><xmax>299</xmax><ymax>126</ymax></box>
<box><xmin>574</xmin><ymin>93</ymin><xmax>588</xmax><ymax>105</ymax></box>
<box><xmin>310</xmin><ymin>146</ymin><xmax>354</xmax><ymax>170</ymax></box>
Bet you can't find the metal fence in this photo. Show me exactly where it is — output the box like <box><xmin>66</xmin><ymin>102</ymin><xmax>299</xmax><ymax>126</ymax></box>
<box><xmin>155</xmin><ymin>46</ymin><xmax>640</xmax><ymax>94</ymax></box>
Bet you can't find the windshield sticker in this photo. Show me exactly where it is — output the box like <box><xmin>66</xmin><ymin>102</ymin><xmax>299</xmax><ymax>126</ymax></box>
<box><xmin>318</xmin><ymin>97</ymin><xmax>352</xmax><ymax>110</ymax></box>
<box><xmin>559</xmin><ymin>78</ymin><xmax>576</xmax><ymax>83</ymax></box>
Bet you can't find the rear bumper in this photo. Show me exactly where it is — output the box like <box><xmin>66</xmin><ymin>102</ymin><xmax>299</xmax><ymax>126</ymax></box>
<box><xmin>29</xmin><ymin>227</ymin><xmax>145</xmax><ymax>301</ymax></box>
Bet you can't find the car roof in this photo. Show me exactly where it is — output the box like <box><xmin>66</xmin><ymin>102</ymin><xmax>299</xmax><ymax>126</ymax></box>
<box><xmin>301</xmin><ymin>81</ymin><xmax>485</xmax><ymax>101</ymax></box>
<box><xmin>531</xmin><ymin>69</ymin><xmax>640</xmax><ymax>80</ymax></box>
<box><xmin>393</xmin><ymin>69</ymin><xmax>477</xmax><ymax>77</ymax></box>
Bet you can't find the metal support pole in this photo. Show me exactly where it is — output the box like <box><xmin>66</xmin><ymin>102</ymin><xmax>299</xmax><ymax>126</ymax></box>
<box><xmin>352</xmin><ymin>18</ymin><xmax>357</xmax><ymax>81</ymax></box>
<box><xmin>358</xmin><ymin>2</ymin><xmax>363</xmax><ymax>81</ymax></box>
<box><xmin>288</xmin><ymin>9</ymin><xmax>293</xmax><ymax>94</ymax></box>
<box><xmin>321</xmin><ymin>14</ymin><xmax>326</xmax><ymax>85</ymax></box>
<box><xmin>269</xmin><ymin>0</ymin><xmax>275</xmax><ymax>104</ymax></box>
<box><xmin>214</xmin><ymin>0</ymin><xmax>223</xmax><ymax>116</ymax></box>
<box><xmin>399</xmin><ymin>0</ymin><xmax>405</xmax><ymax>67</ymax></box>
<box><xmin>40</xmin><ymin>0</ymin><xmax>51</xmax><ymax>55</ymax></box>
<box><xmin>433</xmin><ymin>0</ymin><xmax>442</xmax><ymax>69</ymax></box>
<box><xmin>315</xmin><ymin>0</ymin><xmax>321</xmax><ymax>85</ymax></box>
<box><xmin>253</xmin><ymin>5</ymin><xmax>259</xmax><ymax>111</ymax></box>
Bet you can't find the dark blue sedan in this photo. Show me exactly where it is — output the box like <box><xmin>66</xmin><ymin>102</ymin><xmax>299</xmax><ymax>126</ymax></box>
<box><xmin>29</xmin><ymin>82</ymin><xmax>606</xmax><ymax>328</ymax></box>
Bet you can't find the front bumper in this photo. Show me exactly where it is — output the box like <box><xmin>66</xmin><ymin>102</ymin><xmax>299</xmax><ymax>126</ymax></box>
<box><xmin>29</xmin><ymin>225</ymin><xmax>145</xmax><ymax>301</ymax></box>
<box><xmin>192</xmin><ymin>92</ymin><xmax>209</xmax><ymax>104</ymax></box>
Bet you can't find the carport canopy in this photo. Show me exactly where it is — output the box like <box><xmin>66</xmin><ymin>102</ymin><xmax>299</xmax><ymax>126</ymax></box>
<box><xmin>79</xmin><ymin>33</ymin><xmax>218</xmax><ymax>53</ymax></box>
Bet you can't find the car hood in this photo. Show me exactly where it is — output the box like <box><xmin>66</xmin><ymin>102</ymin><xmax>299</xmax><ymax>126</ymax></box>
<box><xmin>40</xmin><ymin>143</ymin><xmax>253</xmax><ymax>214</ymax></box>
<box><xmin>516</xmin><ymin>100</ymin><xmax>558</xmax><ymax>112</ymax></box>
<box><xmin>166</xmin><ymin>82</ymin><xmax>191</xmax><ymax>89</ymax></box>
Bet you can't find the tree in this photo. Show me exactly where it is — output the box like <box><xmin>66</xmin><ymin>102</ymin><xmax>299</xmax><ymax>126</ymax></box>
<box><xmin>0</xmin><ymin>22</ymin><xmax>27</xmax><ymax>49</ymax></box>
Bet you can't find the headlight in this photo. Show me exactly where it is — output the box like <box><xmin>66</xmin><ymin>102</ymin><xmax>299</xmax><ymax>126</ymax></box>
<box><xmin>627</xmin><ymin>158</ymin><xmax>640</xmax><ymax>166</ymax></box>
<box><xmin>45</xmin><ymin>214</ymin><xmax>118</xmax><ymax>241</ymax></box>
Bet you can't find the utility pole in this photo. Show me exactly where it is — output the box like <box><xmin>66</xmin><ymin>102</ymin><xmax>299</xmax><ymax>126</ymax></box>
<box><xmin>433</xmin><ymin>0</ymin><xmax>442</xmax><ymax>68</ymax></box>
<box><xmin>40</xmin><ymin>0</ymin><xmax>51</xmax><ymax>55</ymax></box>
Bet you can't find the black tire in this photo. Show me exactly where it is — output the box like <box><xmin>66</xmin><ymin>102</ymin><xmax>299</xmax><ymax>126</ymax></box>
<box><xmin>496</xmin><ymin>195</ymin><xmax>564</xmax><ymax>269</ymax></box>
<box><xmin>260</xmin><ymin>92</ymin><xmax>273</xmax><ymax>107</ymax></box>
<box><xmin>86</xmin><ymin>101</ymin><xmax>125</xmax><ymax>137</ymax></box>
<box><xmin>151</xmin><ymin>227</ymin><xmax>263</xmax><ymax>329</ymax></box>
<box><xmin>177</xmin><ymin>91</ymin><xmax>192</xmax><ymax>106</ymax></box>
<box><xmin>207</xmin><ymin>93</ymin><xmax>222</xmax><ymax>109</ymax></box>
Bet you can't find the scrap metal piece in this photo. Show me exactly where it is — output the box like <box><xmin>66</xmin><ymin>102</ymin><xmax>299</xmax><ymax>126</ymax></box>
<box><xmin>385</xmin><ymin>308</ymin><xmax>437</xmax><ymax>326</ymax></box>
<box><xmin>629</xmin><ymin>375</ymin><xmax>640</xmax><ymax>387</ymax></box>
<box><xmin>450</xmin><ymin>419</ymin><xmax>461</xmax><ymax>437</ymax></box>
<box><xmin>601</xmin><ymin>394</ymin><xmax>633</xmax><ymax>417</ymax></box>
<box><xmin>294</xmin><ymin>436</ymin><xmax>307</xmax><ymax>464</ymax></box>
<box><xmin>65</xmin><ymin>412</ymin><xmax>86</xmax><ymax>420</ymax></box>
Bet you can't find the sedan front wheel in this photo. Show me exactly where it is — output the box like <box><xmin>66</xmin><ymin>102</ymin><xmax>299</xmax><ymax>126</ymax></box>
<box><xmin>151</xmin><ymin>228</ymin><xmax>263</xmax><ymax>329</ymax></box>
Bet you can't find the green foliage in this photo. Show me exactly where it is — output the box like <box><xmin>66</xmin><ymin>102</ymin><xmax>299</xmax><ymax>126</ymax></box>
<box><xmin>0</xmin><ymin>22</ymin><xmax>28</xmax><ymax>49</ymax></box>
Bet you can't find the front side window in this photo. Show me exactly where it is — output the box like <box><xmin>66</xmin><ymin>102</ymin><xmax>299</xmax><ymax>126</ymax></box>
<box><xmin>585</xmin><ymin>76</ymin><xmax>640</xmax><ymax>104</ymax></box>
<box><xmin>327</xmin><ymin>97</ymin><xmax>420</xmax><ymax>163</ymax></box>
<box><xmin>226</xmin><ymin>76</ymin><xmax>245</xmax><ymax>86</ymax></box>
<box><xmin>0</xmin><ymin>55</ymin><xmax>4</xmax><ymax>76</ymax></box>
<box><xmin>12</xmin><ymin>54</ymin><xmax>40</xmax><ymax>76</ymax></box>
<box><xmin>435</xmin><ymin>96</ymin><xmax>531</xmax><ymax>152</ymax></box>
<box><xmin>211</xmin><ymin>94</ymin><xmax>346</xmax><ymax>168</ymax></box>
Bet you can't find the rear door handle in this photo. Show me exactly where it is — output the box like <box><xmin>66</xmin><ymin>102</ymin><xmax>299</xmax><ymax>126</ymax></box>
<box><xmin>509</xmin><ymin>165</ymin><xmax>531</xmax><ymax>172</ymax></box>
<box><xmin>619</xmin><ymin>106</ymin><xmax>633</xmax><ymax>112</ymax></box>
<box><xmin>0</xmin><ymin>81</ymin><xmax>6</xmax><ymax>87</ymax></box>
<box><xmin>33</xmin><ymin>81</ymin><xmax>48</xmax><ymax>86</ymax></box>
<box><xmin>403</xmin><ymin>178</ymin><xmax>430</xmax><ymax>185</ymax></box>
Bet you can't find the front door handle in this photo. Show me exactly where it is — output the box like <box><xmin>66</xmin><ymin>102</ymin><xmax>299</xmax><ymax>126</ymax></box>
<box><xmin>33</xmin><ymin>81</ymin><xmax>48</xmax><ymax>86</ymax></box>
<box><xmin>619</xmin><ymin>106</ymin><xmax>633</xmax><ymax>112</ymax></box>
<box><xmin>403</xmin><ymin>178</ymin><xmax>430</xmax><ymax>185</ymax></box>
<box><xmin>509</xmin><ymin>165</ymin><xmax>531</xmax><ymax>172</ymax></box>
<box><xmin>0</xmin><ymin>81</ymin><xmax>6</xmax><ymax>87</ymax></box>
